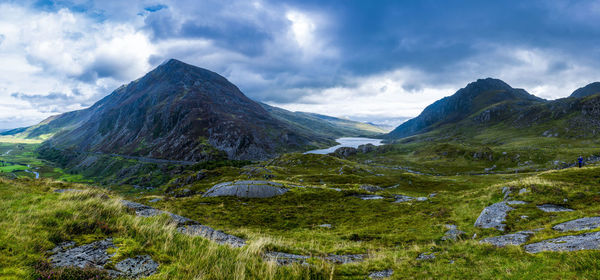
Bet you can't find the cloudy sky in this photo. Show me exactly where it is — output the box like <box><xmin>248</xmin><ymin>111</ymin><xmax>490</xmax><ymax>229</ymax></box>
<box><xmin>1</xmin><ymin>0</ymin><xmax>600</xmax><ymax>129</ymax></box>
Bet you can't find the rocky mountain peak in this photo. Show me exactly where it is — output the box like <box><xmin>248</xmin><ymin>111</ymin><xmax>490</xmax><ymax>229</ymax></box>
<box><xmin>570</xmin><ymin>82</ymin><xmax>600</xmax><ymax>98</ymax></box>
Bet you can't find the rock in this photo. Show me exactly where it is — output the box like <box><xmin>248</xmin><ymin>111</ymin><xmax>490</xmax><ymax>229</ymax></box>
<box><xmin>360</xmin><ymin>184</ymin><xmax>383</xmax><ymax>192</ymax></box>
<box><xmin>537</xmin><ymin>204</ymin><xmax>574</xmax><ymax>212</ymax></box>
<box><xmin>323</xmin><ymin>254</ymin><xmax>365</xmax><ymax>264</ymax></box>
<box><xmin>113</xmin><ymin>255</ymin><xmax>159</xmax><ymax>278</ymax></box>
<box><xmin>356</xmin><ymin>195</ymin><xmax>385</xmax><ymax>200</ymax></box>
<box><xmin>331</xmin><ymin>147</ymin><xmax>358</xmax><ymax>158</ymax></box>
<box><xmin>369</xmin><ymin>269</ymin><xmax>394</xmax><ymax>279</ymax></box>
<box><xmin>357</xmin><ymin>143</ymin><xmax>376</xmax><ymax>153</ymax></box>
<box><xmin>177</xmin><ymin>224</ymin><xmax>246</xmax><ymax>248</ymax></box>
<box><xmin>393</xmin><ymin>195</ymin><xmax>415</xmax><ymax>203</ymax></box>
<box><xmin>149</xmin><ymin>198</ymin><xmax>162</xmax><ymax>203</ymax></box>
<box><xmin>484</xmin><ymin>165</ymin><xmax>497</xmax><ymax>173</ymax></box>
<box><xmin>442</xmin><ymin>225</ymin><xmax>466</xmax><ymax>241</ymax></box>
<box><xmin>121</xmin><ymin>200</ymin><xmax>164</xmax><ymax>218</ymax></box>
<box><xmin>318</xmin><ymin>224</ymin><xmax>332</xmax><ymax>228</ymax></box>
<box><xmin>474</xmin><ymin>202</ymin><xmax>514</xmax><ymax>231</ymax></box>
<box><xmin>506</xmin><ymin>200</ymin><xmax>527</xmax><ymax>205</ymax></box>
<box><xmin>480</xmin><ymin>231</ymin><xmax>534</xmax><ymax>247</ymax></box>
<box><xmin>416</xmin><ymin>197</ymin><xmax>428</xmax><ymax>202</ymax></box>
<box><xmin>524</xmin><ymin>231</ymin><xmax>600</xmax><ymax>253</ymax></box>
<box><xmin>428</xmin><ymin>193</ymin><xmax>437</xmax><ymax>198</ymax></box>
<box><xmin>174</xmin><ymin>188</ymin><xmax>194</xmax><ymax>198</ymax></box>
<box><xmin>502</xmin><ymin>187</ymin><xmax>511</xmax><ymax>200</ymax></box>
<box><xmin>416</xmin><ymin>252</ymin><xmax>436</xmax><ymax>260</ymax></box>
<box><xmin>54</xmin><ymin>189</ymin><xmax>83</xmax><ymax>193</ymax></box>
<box><xmin>265</xmin><ymin>252</ymin><xmax>310</xmax><ymax>266</ymax></box>
<box><xmin>552</xmin><ymin>217</ymin><xmax>600</xmax><ymax>232</ymax></box>
<box><xmin>50</xmin><ymin>239</ymin><xmax>116</xmax><ymax>269</ymax></box>
<box><xmin>203</xmin><ymin>181</ymin><xmax>288</xmax><ymax>198</ymax></box>
<box><xmin>519</xmin><ymin>188</ymin><xmax>528</xmax><ymax>195</ymax></box>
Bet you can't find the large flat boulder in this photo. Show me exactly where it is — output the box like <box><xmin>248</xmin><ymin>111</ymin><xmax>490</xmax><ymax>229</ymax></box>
<box><xmin>203</xmin><ymin>181</ymin><xmax>288</xmax><ymax>198</ymax></box>
<box><xmin>480</xmin><ymin>231</ymin><xmax>534</xmax><ymax>247</ymax></box>
<box><xmin>177</xmin><ymin>224</ymin><xmax>246</xmax><ymax>248</ymax></box>
<box><xmin>553</xmin><ymin>217</ymin><xmax>600</xmax><ymax>232</ymax></box>
<box><xmin>537</xmin><ymin>204</ymin><xmax>574</xmax><ymax>213</ymax></box>
<box><xmin>474</xmin><ymin>201</ymin><xmax>519</xmax><ymax>231</ymax></box>
<box><xmin>524</xmin><ymin>231</ymin><xmax>600</xmax><ymax>253</ymax></box>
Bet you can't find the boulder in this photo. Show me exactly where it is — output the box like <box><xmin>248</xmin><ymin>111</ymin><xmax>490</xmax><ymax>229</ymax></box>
<box><xmin>441</xmin><ymin>224</ymin><xmax>466</xmax><ymax>241</ymax></box>
<box><xmin>552</xmin><ymin>217</ymin><xmax>600</xmax><ymax>232</ymax></box>
<box><xmin>369</xmin><ymin>269</ymin><xmax>394</xmax><ymax>279</ymax></box>
<box><xmin>474</xmin><ymin>202</ymin><xmax>516</xmax><ymax>231</ymax></box>
<box><xmin>323</xmin><ymin>254</ymin><xmax>365</xmax><ymax>264</ymax></box>
<box><xmin>356</xmin><ymin>195</ymin><xmax>385</xmax><ymax>200</ymax></box>
<box><xmin>393</xmin><ymin>195</ymin><xmax>415</xmax><ymax>203</ymax></box>
<box><xmin>177</xmin><ymin>224</ymin><xmax>246</xmax><ymax>248</ymax></box>
<box><xmin>113</xmin><ymin>255</ymin><xmax>159</xmax><ymax>278</ymax></box>
<box><xmin>416</xmin><ymin>252</ymin><xmax>436</xmax><ymax>260</ymax></box>
<box><xmin>264</xmin><ymin>252</ymin><xmax>310</xmax><ymax>266</ymax></box>
<box><xmin>357</xmin><ymin>143</ymin><xmax>376</xmax><ymax>153</ymax></box>
<box><xmin>537</xmin><ymin>204</ymin><xmax>574</xmax><ymax>212</ymax></box>
<box><xmin>524</xmin><ymin>231</ymin><xmax>600</xmax><ymax>253</ymax></box>
<box><xmin>50</xmin><ymin>239</ymin><xmax>115</xmax><ymax>269</ymax></box>
<box><xmin>480</xmin><ymin>231</ymin><xmax>534</xmax><ymax>247</ymax></box>
<box><xmin>203</xmin><ymin>181</ymin><xmax>288</xmax><ymax>198</ymax></box>
<box><xmin>360</xmin><ymin>184</ymin><xmax>383</xmax><ymax>192</ymax></box>
<box><xmin>331</xmin><ymin>147</ymin><xmax>358</xmax><ymax>158</ymax></box>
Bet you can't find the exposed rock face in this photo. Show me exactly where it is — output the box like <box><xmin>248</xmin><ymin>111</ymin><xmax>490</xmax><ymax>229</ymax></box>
<box><xmin>442</xmin><ymin>225</ymin><xmax>466</xmax><ymax>241</ymax></box>
<box><xmin>177</xmin><ymin>225</ymin><xmax>246</xmax><ymax>248</ymax></box>
<box><xmin>324</xmin><ymin>254</ymin><xmax>365</xmax><ymax>264</ymax></box>
<box><xmin>357</xmin><ymin>143</ymin><xmax>376</xmax><ymax>153</ymax></box>
<box><xmin>537</xmin><ymin>204</ymin><xmax>574</xmax><ymax>212</ymax></box>
<box><xmin>480</xmin><ymin>231</ymin><xmax>534</xmax><ymax>247</ymax></box>
<box><xmin>552</xmin><ymin>217</ymin><xmax>600</xmax><ymax>232</ymax></box>
<box><xmin>394</xmin><ymin>195</ymin><xmax>415</xmax><ymax>203</ymax></box>
<box><xmin>570</xmin><ymin>82</ymin><xmax>600</xmax><ymax>98</ymax></box>
<box><xmin>474</xmin><ymin>201</ymin><xmax>519</xmax><ymax>231</ymax></box>
<box><xmin>41</xmin><ymin>59</ymin><xmax>326</xmax><ymax>162</ymax></box>
<box><xmin>360</xmin><ymin>184</ymin><xmax>383</xmax><ymax>192</ymax></box>
<box><xmin>356</xmin><ymin>195</ymin><xmax>385</xmax><ymax>200</ymax></box>
<box><xmin>416</xmin><ymin>252</ymin><xmax>436</xmax><ymax>260</ymax></box>
<box><xmin>50</xmin><ymin>239</ymin><xmax>115</xmax><ymax>269</ymax></box>
<box><xmin>113</xmin><ymin>255</ymin><xmax>159</xmax><ymax>278</ymax></box>
<box><xmin>264</xmin><ymin>252</ymin><xmax>310</xmax><ymax>266</ymax></box>
<box><xmin>331</xmin><ymin>147</ymin><xmax>358</xmax><ymax>158</ymax></box>
<box><xmin>524</xmin><ymin>231</ymin><xmax>600</xmax><ymax>253</ymax></box>
<box><xmin>202</xmin><ymin>181</ymin><xmax>288</xmax><ymax>198</ymax></box>
<box><xmin>369</xmin><ymin>269</ymin><xmax>394</xmax><ymax>279</ymax></box>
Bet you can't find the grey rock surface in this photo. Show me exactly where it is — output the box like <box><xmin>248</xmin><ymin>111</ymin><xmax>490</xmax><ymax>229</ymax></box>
<box><xmin>148</xmin><ymin>198</ymin><xmax>162</xmax><ymax>203</ymax></box>
<box><xmin>178</xmin><ymin>224</ymin><xmax>246</xmax><ymax>248</ymax></box>
<box><xmin>393</xmin><ymin>195</ymin><xmax>415</xmax><ymax>203</ymax></box>
<box><xmin>506</xmin><ymin>200</ymin><xmax>527</xmax><ymax>205</ymax></box>
<box><xmin>318</xmin><ymin>224</ymin><xmax>332</xmax><ymax>228</ymax></box>
<box><xmin>50</xmin><ymin>239</ymin><xmax>115</xmax><ymax>269</ymax></box>
<box><xmin>416</xmin><ymin>252</ymin><xmax>436</xmax><ymax>260</ymax></box>
<box><xmin>524</xmin><ymin>231</ymin><xmax>600</xmax><ymax>253</ymax></box>
<box><xmin>357</xmin><ymin>195</ymin><xmax>385</xmax><ymax>200</ymax></box>
<box><xmin>203</xmin><ymin>181</ymin><xmax>288</xmax><ymax>198</ymax></box>
<box><xmin>441</xmin><ymin>225</ymin><xmax>466</xmax><ymax>241</ymax></box>
<box><xmin>323</xmin><ymin>254</ymin><xmax>365</xmax><ymax>264</ymax></box>
<box><xmin>369</xmin><ymin>269</ymin><xmax>394</xmax><ymax>279</ymax></box>
<box><xmin>552</xmin><ymin>217</ymin><xmax>600</xmax><ymax>232</ymax></box>
<box><xmin>264</xmin><ymin>252</ymin><xmax>310</xmax><ymax>265</ymax></box>
<box><xmin>537</xmin><ymin>204</ymin><xmax>574</xmax><ymax>212</ymax></box>
<box><xmin>474</xmin><ymin>202</ymin><xmax>514</xmax><ymax>231</ymax></box>
<box><xmin>114</xmin><ymin>255</ymin><xmax>159</xmax><ymax>278</ymax></box>
<box><xmin>480</xmin><ymin>231</ymin><xmax>534</xmax><ymax>247</ymax></box>
<box><xmin>54</xmin><ymin>189</ymin><xmax>83</xmax><ymax>193</ymax></box>
<box><xmin>416</xmin><ymin>197</ymin><xmax>428</xmax><ymax>202</ymax></box>
<box><xmin>360</xmin><ymin>184</ymin><xmax>383</xmax><ymax>192</ymax></box>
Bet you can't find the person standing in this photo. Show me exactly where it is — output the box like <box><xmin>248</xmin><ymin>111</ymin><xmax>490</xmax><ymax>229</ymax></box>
<box><xmin>578</xmin><ymin>156</ymin><xmax>584</xmax><ymax>168</ymax></box>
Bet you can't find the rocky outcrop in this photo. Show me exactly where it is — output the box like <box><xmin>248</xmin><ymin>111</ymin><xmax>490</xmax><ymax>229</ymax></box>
<box><xmin>356</xmin><ymin>195</ymin><xmax>385</xmax><ymax>200</ymax></box>
<box><xmin>331</xmin><ymin>147</ymin><xmax>358</xmax><ymax>158</ymax></box>
<box><xmin>360</xmin><ymin>184</ymin><xmax>383</xmax><ymax>192</ymax></box>
<box><xmin>537</xmin><ymin>204</ymin><xmax>574</xmax><ymax>212</ymax></box>
<box><xmin>416</xmin><ymin>252</ymin><xmax>436</xmax><ymax>260</ymax></box>
<box><xmin>442</xmin><ymin>224</ymin><xmax>466</xmax><ymax>241</ymax></box>
<box><xmin>202</xmin><ymin>181</ymin><xmax>288</xmax><ymax>198</ymax></box>
<box><xmin>552</xmin><ymin>217</ymin><xmax>600</xmax><ymax>232</ymax></box>
<box><xmin>480</xmin><ymin>231</ymin><xmax>535</xmax><ymax>247</ymax></box>
<box><xmin>394</xmin><ymin>195</ymin><xmax>416</xmax><ymax>203</ymax></box>
<box><xmin>49</xmin><ymin>239</ymin><xmax>158</xmax><ymax>278</ymax></box>
<box><xmin>524</xmin><ymin>231</ymin><xmax>600</xmax><ymax>253</ymax></box>
<box><xmin>474</xmin><ymin>201</ymin><xmax>525</xmax><ymax>231</ymax></box>
<box><xmin>369</xmin><ymin>269</ymin><xmax>394</xmax><ymax>279</ymax></box>
<box><xmin>264</xmin><ymin>252</ymin><xmax>366</xmax><ymax>266</ymax></box>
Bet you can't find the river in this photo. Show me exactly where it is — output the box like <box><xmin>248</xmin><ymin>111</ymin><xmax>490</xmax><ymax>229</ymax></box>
<box><xmin>304</xmin><ymin>137</ymin><xmax>384</xmax><ymax>154</ymax></box>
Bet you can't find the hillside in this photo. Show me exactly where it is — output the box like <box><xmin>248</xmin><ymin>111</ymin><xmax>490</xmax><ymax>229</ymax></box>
<box><xmin>260</xmin><ymin>102</ymin><xmax>385</xmax><ymax>138</ymax></box>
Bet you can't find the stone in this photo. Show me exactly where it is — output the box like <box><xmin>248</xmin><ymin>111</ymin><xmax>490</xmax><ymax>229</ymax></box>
<box><xmin>428</xmin><ymin>193</ymin><xmax>437</xmax><ymax>198</ymax></box>
<box><xmin>441</xmin><ymin>225</ymin><xmax>466</xmax><ymax>241</ymax></box>
<box><xmin>474</xmin><ymin>202</ymin><xmax>514</xmax><ymax>231</ymax></box>
<box><xmin>50</xmin><ymin>239</ymin><xmax>116</xmax><ymax>269</ymax></box>
<box><xmin>524</xmin><ymin>231</ymin><xmax>600</xmax><ymax>253</ymax></box>
<box><xmin>178</xmin><ymin>224</ymin><xmax>246</xmax><ymax>248</ymax></box>
<box><xmin>113</xmin><ymin>255</ymin><xmax>159</xmax><ymax>278</ymax></box>
<box><xmin>537</xmin><ymin>204</ymin><xmax>574</xmax><ymax>212</ymax></box>
<box><xmin>331</xmin><ymin>147</ymin><xmax>358</xmax><ymax>158</ymax></box>
<box><xmin>480</xmin><ymin>231</ymin><xmax>534</xmax><ymax>247</ymax></box>
<box><xmin>519</xmin><ymin>188</ymin><xmax>528</xmax><ymax>195</ymax></box>
<box><xmin>149</xmin><ymin>198</ymin><xmax>162</xmax><ymax>203</ymax></box>
<box><xmin>323</xmin><ymin>254</ymin><xmax>365</xmax><ymax>264</ymax></box>
<box><xmin>54</xmin><ymin>189</ymin><xmax>83</xmax><ymax>193</ymax></box>
<box><xmin>265</xmin><ymin>252</ymin><xmax>310</xmax><ymax>266</ymax></box>
<box><xmin>416</xmin><ymin>252</ymin><xmax>436</xmax><ymax>260</ymax></box>
<box><xmin>369</xmin><ymin>269</ymin><xmax>394</xmax><ymax>279</ymax></box>
<box><xmin>356</xmin><ymin>195</ymin><xmax>385</xmax><ymax>200</ymax></box>
<box><xmin>416</xmin><ymin>197</ymin><xmax>428</xmax><ymax>202</ymax></box>
<box><xmin>552</xmin><ymin>217</ymin><xmax>600</xmax><ymax>232</ymax></box>
<box><xmin>360</xmin><ymin>184</ymin><xmax>383</xmax><ymax>192</ymax></box>
<box><xmin>318</xmin><ymin>224</ymin><xmax>332</xmax><ymax>228</ymax></box>
<box><xmin>203</xmin><ymin>181</ymin><xmax>288</xmax><ymax>198</ymax></box>
<box><xmin>393</xmin><ymin>195</ymin><xmax>415</xmax><ymax>203</ymax></box>
<box><xmin>506</xmin><ymin>200</ymin><xmax>527</xmax><ymax>205</ymax></box>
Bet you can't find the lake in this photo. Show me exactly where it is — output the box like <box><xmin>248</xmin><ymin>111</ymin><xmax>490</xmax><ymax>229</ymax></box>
<box><xmin>304</xmin><ymin>137</ymin><xmax>384</xmax><ymax>154</ymax></box>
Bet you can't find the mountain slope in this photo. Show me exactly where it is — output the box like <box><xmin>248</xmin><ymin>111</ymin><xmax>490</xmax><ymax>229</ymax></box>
<box><xmin>40</xmin><ymin>59</ymin><xmax>336</xmax><ymax>161</ymax></box>
<box><xmin>569</xmin><ymin>82</ymin><xmax>600</xmax><ymax>98</ymax></box>
<box><xmin>386</xmin><ymin>78</ymin><xmax>545</xmax><ymax>139</ymax></box>
<box><xmin>259</xmin><ymin>103</ymin><xmax>385</xmax><ymax>138</ymax></box>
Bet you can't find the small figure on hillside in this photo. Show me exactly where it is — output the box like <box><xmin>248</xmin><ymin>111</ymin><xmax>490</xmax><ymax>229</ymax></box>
<box><xmin>578</xmin><ymin>156</ymin><xmax>584</xmax><ymax>168</ymax></box>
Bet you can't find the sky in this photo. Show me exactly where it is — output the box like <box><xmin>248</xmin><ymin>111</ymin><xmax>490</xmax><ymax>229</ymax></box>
<box><xmin>1</xmin><ymin>0</ymin><xmax>600</xmax><ymax>129</ymax></box>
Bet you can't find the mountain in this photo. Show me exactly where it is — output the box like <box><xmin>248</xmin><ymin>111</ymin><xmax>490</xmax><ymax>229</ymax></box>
<box><xmin>259</xmin><ymin>103</ymin><xmax>385</xmax><ymax>138</ymax></box>
<box><xmin>386</xmin><ymin>78</ymin><xmax>545</xmax><ymax>139</ymax></box>
<box><xmin>569</xmin><ymin>82</ymin><xmax>600</xmax><ymax>98</ymax></box>
<box><xmin>35</xmin><ymin>59</ymin><xmax>346</xmax><ymax>161</ymax></box>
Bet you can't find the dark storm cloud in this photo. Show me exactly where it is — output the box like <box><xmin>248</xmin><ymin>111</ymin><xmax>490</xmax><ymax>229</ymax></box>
<box><xmin>11</xmin><ymin>91</ymin><xmax>82</xmax><ymax>113</ymax></box>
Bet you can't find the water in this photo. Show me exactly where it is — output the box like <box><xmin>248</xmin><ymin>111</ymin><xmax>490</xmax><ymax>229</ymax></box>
<box><xmin>305</xmin><ymin>137</ymin><xmax>383</xmax><ymax>154</ymax></box>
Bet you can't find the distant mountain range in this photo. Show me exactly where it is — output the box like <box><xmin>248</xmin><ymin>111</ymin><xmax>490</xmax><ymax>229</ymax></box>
<box><xmin>3</xmin><ymin>59</ymin><xmax>382</xmax><ymax>161</ymax></box>
<box><xmin>386</xmin><ymin>78</ymin><xmax>600</xmax><ymax>140</ymax></box>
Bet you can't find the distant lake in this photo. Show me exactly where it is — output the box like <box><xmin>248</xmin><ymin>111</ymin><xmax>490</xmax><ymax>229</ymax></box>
<box><xmin>305</xmin><ymin>137</ymin><xmax>383</xmax><ymax>154</ymax></box>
